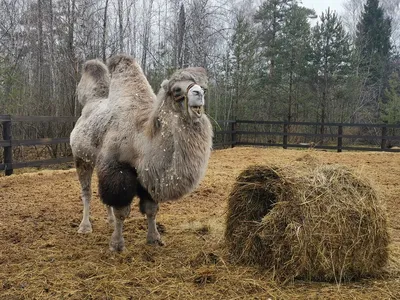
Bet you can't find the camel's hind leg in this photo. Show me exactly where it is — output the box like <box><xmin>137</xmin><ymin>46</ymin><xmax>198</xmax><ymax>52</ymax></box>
<box><xmin>138</xmin><ymin>184</ymin><xmax>164</xmax><ymax>246</ymax></box>
<box><xmin>75</xmin><ymin>158</ymin><xmax>94</xmax><ymax>234</ymax></box>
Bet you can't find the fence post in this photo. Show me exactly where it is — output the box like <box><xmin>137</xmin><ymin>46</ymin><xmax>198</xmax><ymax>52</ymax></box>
<box><xmin>231</xmin><ymin>121</ymin><xmax>236</xmax><ymax>148</ymax></box>
<box><xmin>381</xmin><ymin>126</ymin><xmax>387</xmax><ymax>150</ymax></box>
<box><xmin>2</xmin><ymin>117</ymin><xmax>13</xmax><ymax>176</ymax></box>
<box><xmin>337</xmin><ymin>125</ymin><xmax>343</xmax><ymax>153</ymax></box>
<box><xmin>283</xmin><ymin>121</ymin><xmax>288</xmax><ymax>149</ymax></box>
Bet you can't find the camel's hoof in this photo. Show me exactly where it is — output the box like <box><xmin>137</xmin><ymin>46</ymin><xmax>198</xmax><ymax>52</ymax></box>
<box><xmin>147</xmin><ymin>238</ymin><xmax>165</xmax><ymax>246</ymax></box>
<box><xmin>109</xmin><ymin>240</ymin><xmax>125</xmax><ymax>252</ymax></box>
<box><xmin>78</xmin><ymin>223</ymin><xmax>92</xmax><ymax>234</ymax></box>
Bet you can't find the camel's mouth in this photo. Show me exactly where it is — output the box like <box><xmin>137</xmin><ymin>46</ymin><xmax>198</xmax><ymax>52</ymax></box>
<box><xmin>190</xmin><ymin>106</ymin><xmax>203</xmax><ymax>118</ymax></box>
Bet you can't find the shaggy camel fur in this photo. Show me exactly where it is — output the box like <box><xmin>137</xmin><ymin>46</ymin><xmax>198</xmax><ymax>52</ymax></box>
<box><xmin>70</xmin><ymin>55</ymin><xmax>213</xmax><ymax>251</ymax></box>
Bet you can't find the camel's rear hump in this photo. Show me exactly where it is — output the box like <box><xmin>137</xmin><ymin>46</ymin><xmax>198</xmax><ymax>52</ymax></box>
<box><xmin>77</xmin><ymin>60</ymin><xmax>110</xmax><ymax>106</ymax></box>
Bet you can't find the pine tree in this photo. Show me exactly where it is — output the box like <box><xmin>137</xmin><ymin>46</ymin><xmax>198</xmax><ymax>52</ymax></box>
<box><xmin>231</xmin><ymin>14</ymin><xmax>258</xmax><ymax>119</ymax></box>
<box><xmin>254</xmin><ymin>0</ymin><xmax>295</xmax><ymax>120</ymax></box>
<box><xmin>254</xmin><ymin>0</ymin><xmax>294</xmax><ymax>82</ymax></box>
<box><xmin>356</xmin><ymin>0</ymin><xmax>392</xmax><ymax>98</ymax></box>
<box><xmin>381</xmin><ymin>72</ymin><xmax>400</xmax><ymax>124</ymax></box>
<box><xmin>280</xmin><ymin>4</ymin><xmax>314</xmax><ymax>122</ymax></box>
<box><xmin>310</xmin><ymin>9</ymin><xmax>351</xmax><ymax>131</ymax></box>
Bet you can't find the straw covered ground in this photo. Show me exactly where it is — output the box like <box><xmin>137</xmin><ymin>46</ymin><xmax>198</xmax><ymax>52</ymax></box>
<box><xmin>1</xmin><ymin>147</ymin><xmax>400</xmax><ymax>299</ymax></box>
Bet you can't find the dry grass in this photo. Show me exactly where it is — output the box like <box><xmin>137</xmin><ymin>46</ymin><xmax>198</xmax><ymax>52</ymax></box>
<box><xmin>0</xmin><ymin>147</ymin><xmax>399</xmax><ymax>299</ymax></box>
<box><xmin>226</xmin><ymin>164</ymin><xmax>389</xmax><ymax>283</ymax></box>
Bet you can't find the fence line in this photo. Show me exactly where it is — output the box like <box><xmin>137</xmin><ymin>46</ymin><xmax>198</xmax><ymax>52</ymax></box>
<box><xmin>1</xmin><ymin>116</ymin><xmax>400</xmax><ymax>175</ymax></box>
<box><xmin>1</xmin><ymin>115</ymin><xmax>78</xmax><ymax>176</ymax></box>
<box><xmin>212</xmin><ymin>120</ymin><xmax>400</xmax><ymax>152</ymax></box>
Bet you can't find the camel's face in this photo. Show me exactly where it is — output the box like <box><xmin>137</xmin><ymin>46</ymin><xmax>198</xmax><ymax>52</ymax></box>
<box><xmin>187</xmin><ymin>84</ymin><xmax>206</xmax><ymax>118</ymax></box>
<box><xmin>171</xmin><ymin>81</ymin><xmax>207</xmax><ymax>119</ymax></box>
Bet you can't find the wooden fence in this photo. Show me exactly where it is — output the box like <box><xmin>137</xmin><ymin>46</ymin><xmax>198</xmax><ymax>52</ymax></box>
<box><xmin>213</xmin><ymin>120</ymin><xmax>400</xmax><ymax>152</ymax></box>
<box><xmin>0</xmin><ymin>115</ymin><xmax>78</xmax><ymax>176</ymax></box>
<box><xmin>1</xmin><ymin>116</ymin><xmax>400</xmax><ymax>176</ymax></box>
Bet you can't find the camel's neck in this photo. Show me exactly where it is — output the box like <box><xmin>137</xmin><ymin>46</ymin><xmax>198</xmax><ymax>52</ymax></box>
<box><xmin>137</xmin><ymin>96</ymin><xmax>213</xmax><ymax>202</ymax></box>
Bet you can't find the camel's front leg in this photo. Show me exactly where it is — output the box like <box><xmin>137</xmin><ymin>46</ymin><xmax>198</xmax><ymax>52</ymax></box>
<box><xmin>76</xmin><ymin>159</ymin><xmax>94</xmax><ymax>234</ymax></box>
<box><xmin>138</xmin><ymin>185</ymin><xmax>164</xmax><ymax>246</ymax></box>
<box><xmin>97</xmin><ymin>157</ymin><xmax>137</xmax><ymax>251</ymax></box>
<box><xmin>145</xmin><ymin>201</ymin><xmax>163</xmax><ymax>246</ymax></box>
<box><xmin>110</xmin><ymin>205</ymin><xmax>131</xmax><ymax>252</ymax></box>
<box><xmin>106</xmin><ymin>205</ymin><xmax>115</xmax><ymax>225</ymax></box>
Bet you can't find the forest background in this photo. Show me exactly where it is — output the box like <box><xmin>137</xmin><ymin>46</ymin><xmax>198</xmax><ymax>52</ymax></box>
<box><xmin>1</xmin><ymin>0</ymin><xmax>399</xmax><ymax>127</ymax></box>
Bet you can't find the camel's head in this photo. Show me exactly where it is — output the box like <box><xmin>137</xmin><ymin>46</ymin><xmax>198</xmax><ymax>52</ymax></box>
<box><xmin>171</xmin><ymin>81</ymin><xmax>207</xmax><ymax>119</ymax></box>
<box><xmin>162</xmin><ymin>67</ymin><xmax>208</xmax><ymax>120</ymax></box>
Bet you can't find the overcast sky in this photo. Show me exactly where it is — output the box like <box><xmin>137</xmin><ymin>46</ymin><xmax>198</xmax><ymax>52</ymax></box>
<box><xmin>300</xmin><ymin>0</ymin><xmax>345</xmax><ymax>16</ymax></box>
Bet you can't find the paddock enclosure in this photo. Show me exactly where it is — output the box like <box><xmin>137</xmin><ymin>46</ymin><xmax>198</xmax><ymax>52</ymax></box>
<box><xmin>1</xmin><ymin>147</ymin><xmax>399</xmax><ymax>299</ymax></box>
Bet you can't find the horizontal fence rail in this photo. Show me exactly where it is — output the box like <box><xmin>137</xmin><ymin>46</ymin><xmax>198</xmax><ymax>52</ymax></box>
<box><xmin>212</xmin><ymin>120</ymin><xmax>400</xmax><ymax>152</ymax></box>
<box><xmin>1</xmin><ymin>116</ymin><xmax>400</xmax><ymax>175</ymax></box>
<box><xmin>1</xmin><ymin>115</ymin><xmax>78</xmax><ymax>175</ymax></box>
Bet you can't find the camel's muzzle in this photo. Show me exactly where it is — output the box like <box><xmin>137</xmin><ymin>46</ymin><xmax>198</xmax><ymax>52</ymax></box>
<box><xmin>190</xmin><ymin>106</ymin><xmax>204</xmax><ymax>118</ymax></box>
<box><xmin>187</xmin><ymin>84</ymin><xmax>205</xmax><ymax>118</ymax></box>
<box><xmin>172</xmin><ymin>83</ymin><xmax>205</xmax><ymax>118</ymax></box>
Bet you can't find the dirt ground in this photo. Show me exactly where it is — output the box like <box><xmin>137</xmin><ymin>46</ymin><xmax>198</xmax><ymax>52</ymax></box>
<box><xmin>1</xmin><ymin>147</ymin><xmax>399</xmax><ymax>299</ymax></box>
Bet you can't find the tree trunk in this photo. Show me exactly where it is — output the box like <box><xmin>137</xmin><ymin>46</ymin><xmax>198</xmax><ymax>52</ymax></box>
<box><xmin>67</xmin><ymin>0</ymin><xmax>78</xmax><ymax>116</ymax></box>
<box><xmin>48</xmin><ymin>0</ymin><xmax>57</xmax><ymax>115</ymax></box>
<box><xmin>37</xmin><ymin>0</ymin><xmax>44</xmax><ymax>114</ymax></box>
<box><xmin>118</xmin><ymin>0</ymin><xmax>124</xmax><ymax>52</ymax></box>
<box><xmin>288</xmin><ymin>57</ymin><xmax>294</xmax><ymax>123</ymax></box>
<box><xmin>102</xmin><ymin>0</ymin><xmax>109</xmax><ymax>63</ymax></box>
<box><xmin>141</xmin><ymin>0</ymin><xmax>154</xmax><ymax>73</ymax></box>
<box><xmin>177</xmin><ymin>4</ymin><xmax>185</xmax><ymax>68</ymax></box>
<box><xmin>132</xmin><ymin>0</ymin><xmax>137</xmax><ymax>57</ymax></box>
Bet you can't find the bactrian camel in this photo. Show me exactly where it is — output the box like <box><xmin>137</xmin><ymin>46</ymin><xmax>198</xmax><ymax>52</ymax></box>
<box><xmin>70</xmin><ymin>54</ymin><xmax>213</xmax><ymax>251</ymax></box>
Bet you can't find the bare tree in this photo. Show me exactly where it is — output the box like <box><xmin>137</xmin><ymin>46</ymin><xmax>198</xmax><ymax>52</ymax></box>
<box><xmin>102</xmin><ymin>0</ymin><xmax>109</xmax><ymax>62</ymax></box>
<box><xmin>117</xmin><ymin>0</ymin><xmax>124</xmax><ymax>52</ymax></box>
<box><xmin>176</xmin><ymin>4</ymin><xmax>185</xmax><ymax>68</ymax></box>
<box><xmin>141</xmin><ymin>0</ymin><xmax>154</xmax><ymax>73</ymax></box>
<box><xmin>342</xmin><ymin>0</ymin><xmax>364</xmax><ymax>40</ymax></box>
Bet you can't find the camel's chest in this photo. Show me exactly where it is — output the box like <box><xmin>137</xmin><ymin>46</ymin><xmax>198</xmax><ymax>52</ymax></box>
<box><xmin>137</xmin><ymin>152</ymin><xmax>208</xmax><ymax>202</ymax></box>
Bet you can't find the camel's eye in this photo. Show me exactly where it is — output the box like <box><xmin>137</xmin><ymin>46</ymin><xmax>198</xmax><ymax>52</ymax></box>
<box><xmin>173</xmin><ymin>87</ymin><xmax>182</xmax><ymax>95</ymax></box>
<box><xmin>202</xmin><ymin>88</ymin><xmax>207</xmax><ymax>95</ymax></box>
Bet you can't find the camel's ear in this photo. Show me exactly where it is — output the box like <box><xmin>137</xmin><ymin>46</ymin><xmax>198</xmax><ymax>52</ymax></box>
<box><xmin>161</xmin><ymin>79</ymin><xmax>170</xmax><ymax>92</ymax></box>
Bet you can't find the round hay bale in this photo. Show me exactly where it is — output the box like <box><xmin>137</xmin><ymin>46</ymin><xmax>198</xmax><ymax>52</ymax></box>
<box><xmin>225</xmin><ymin>164</ymin><xmax>389</xmax><ymax>282</ymax></box>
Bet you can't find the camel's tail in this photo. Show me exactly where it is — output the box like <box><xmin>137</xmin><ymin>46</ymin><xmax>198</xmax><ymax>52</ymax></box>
<box><xmin>77</xmin><ymin>59</ymin><xmax>110</xmax><ymax>106</ymax></box>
